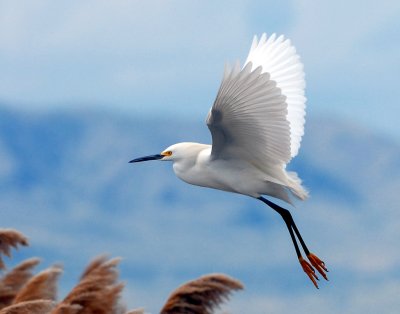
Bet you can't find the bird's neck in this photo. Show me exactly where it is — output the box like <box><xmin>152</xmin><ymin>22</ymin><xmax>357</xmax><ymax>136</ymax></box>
<box><xmin>172</xmin><ymin>143</ymin><xmax>211</xmax><ymax>174</ymax></box>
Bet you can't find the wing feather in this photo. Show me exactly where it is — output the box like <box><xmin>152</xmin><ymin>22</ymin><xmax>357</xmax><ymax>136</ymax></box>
<box><xmin>206</xmin><ymin>33</ymin><xmax>305</xmax><ymax>172</ymax></box>
<box><xmin>207</xmin><ymin>61</ymin><xmax>291</xmax><ymax>168</ymax></box>
<box><xmin>245</xmin><ymin>33</ymin><xmax>306</xmax><ymax>158</ymax></box>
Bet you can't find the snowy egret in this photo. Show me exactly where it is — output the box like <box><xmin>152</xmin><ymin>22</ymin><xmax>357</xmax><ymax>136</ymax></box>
<box><xmin>130</xmin><ymin>33</ymin><xmax>328</xmax><ymax>288</ymax></box>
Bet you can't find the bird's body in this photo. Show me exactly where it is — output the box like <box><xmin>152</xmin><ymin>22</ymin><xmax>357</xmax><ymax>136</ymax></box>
<box><xmin>130</xmin><ymin>33</ymin><xmax>329</xmax><ymax>288</ymax></box>
<box><xmin>167</xmin><ymin>142</ymin><xmax>305</xmax><ymax>203</ymax></box>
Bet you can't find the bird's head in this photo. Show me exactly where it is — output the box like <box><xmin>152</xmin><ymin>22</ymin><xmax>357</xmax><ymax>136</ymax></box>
<box><xmin>129</xmin><ymin>143</ymin><xmax>198</xmax><ymax>164</ymax></box>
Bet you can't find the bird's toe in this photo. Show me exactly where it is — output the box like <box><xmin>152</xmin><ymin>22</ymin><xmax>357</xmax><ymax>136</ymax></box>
<box><xmin>299</xmin><ymin>257</ymin><xmax>319</xmax><ymax>289</ymax></box>
<box><xmin>307</xmin><ymin>253</ymin><xmax>328</xmax><ymax>281</ymax></box>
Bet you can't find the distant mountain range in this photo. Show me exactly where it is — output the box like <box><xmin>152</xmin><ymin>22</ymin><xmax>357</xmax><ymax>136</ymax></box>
<box><xmin>1</xmin><ymin>106</ymin><xmax>399</xmax><ymax>313</ymax></box>
<box><xmin>1</xmin><ymin>107</ymin><xmax>398</xmax><ymax>209</ymax></box>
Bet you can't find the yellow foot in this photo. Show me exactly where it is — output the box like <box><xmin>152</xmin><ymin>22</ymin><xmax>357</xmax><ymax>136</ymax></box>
<box><xmin>299</xmin><ymin>257</ymin><xmax>319</xmax><ymax>288</ymax></box>
<box><xmin>307</xmin><ymin>253</ymin><xmax>329</xmax><ymax>281</ymax></box>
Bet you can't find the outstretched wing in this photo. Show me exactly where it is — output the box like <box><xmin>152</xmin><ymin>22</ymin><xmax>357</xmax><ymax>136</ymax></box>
<box><xmin>206</xmin><ymin>33</ymin><xmax>306</xmax><ymax>169</ymax></box>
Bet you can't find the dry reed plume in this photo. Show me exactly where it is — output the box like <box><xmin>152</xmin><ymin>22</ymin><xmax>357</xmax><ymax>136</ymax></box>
<box><xmin>52</xmin><ymin>255</ymin><xmax>125</xmax><ymax>314</ymax></box>
<box><xmin>160</xmin><ymin>274</ymin><xmax>244</xmax><ymax>314</ymax></box>
<box><xmin>13</xmin><ymin>266</ymin><xmax>62</xmax><ymax>304</ymax></box>
<box><xmin>0</xmin><ymin>230</ymin><xmax>28</xmax><ymax>270</ymax></box>
<box><xmin>0</xmin><ymin>258</ymin><xmax>41</xmax><ymax>308</ymax></box>
<box><xmin>0</xmin><ymin>300</ymin><xmax>55</xmax><ymax>314</ymax></box>
<box><xmin>0</xmin><ymin>229</ymin><xmax>243</xmax><ymax>313</ymax></box>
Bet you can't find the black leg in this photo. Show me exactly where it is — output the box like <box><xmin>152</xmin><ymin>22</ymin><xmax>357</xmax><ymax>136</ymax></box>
<box><xmin>284</xmin><ymin>217</ymin><xmax>302</xmax><ymax>258</ymax></box>
<box><xmin>258</xmin><ymin>196</ymin><xmax>329</xmax><ymax>287</ymax></box>
<box><xmin>258</xmin><ymin>196</ymin><xmax>303</xmax><ymax>258</ymax></box>
<box><xmin>291</xmin><ymin>219</ymin><xmax>311</xmax><ymax>256</ymax></box>
<box><xmin>258</xmin><ymin>196</ymin><xmax>311</xmax><ymax>255</ymax></box>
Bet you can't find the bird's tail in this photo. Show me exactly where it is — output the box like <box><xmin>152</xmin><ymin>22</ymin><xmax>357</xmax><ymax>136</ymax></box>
<box><xmin>287</xmin><ymin>171</ymin><xmax>309</xmax><ymax>201</ymax></box>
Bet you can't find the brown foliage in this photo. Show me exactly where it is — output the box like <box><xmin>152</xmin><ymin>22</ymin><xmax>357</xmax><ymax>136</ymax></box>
<box><xmin>0</xmin><ymin>299</ymin><xmax>55</xmax><ymax>314</ymax></box>
<box><xmin>52</xmin><ymin>255</ymin><xmax>125</xmax><ymax>314</ymax></box>
<box><xmin>50</xmin><ymin>304</ymin><xmax>82</xmax><ymax>314</ymax></box>
<box><xmin>78</xmin><ymin>255</ymin><xmax>110</xmax><ymax>280</ymax></box>
<box><xmin>0</xmin><ymin>230</ymin><xmax>28</xmax><ymax>270</ymax></box>
<box><xmin>160</xmin><ymin>273</ymin><xmax>244</xmax><ymax>314</ymax></box>
<box><xmin>13</xmin><ymin>266</ymin><xmax>62</xmax><ymax>304</ymax></box>
<box><xmin>0</xmin><ymin>258</ymin><xmax>41</xmax><ymax>308</ymax></box>
<box><xmin>0</xmin><ymin>230</ymin><xmax>244</xmax><ymax>314</ymax></box>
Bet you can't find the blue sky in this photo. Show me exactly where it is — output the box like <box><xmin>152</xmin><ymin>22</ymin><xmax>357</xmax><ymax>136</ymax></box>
<box><xmin>1</xmin><ymin>0</ymin><xmax>400</xmax><ymax>137</ymax></box>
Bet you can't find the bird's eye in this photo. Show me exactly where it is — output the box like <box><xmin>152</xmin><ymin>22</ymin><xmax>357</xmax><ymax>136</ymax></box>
<box><xmin>164</xmin><ymin>151</ymin><xmax>172</xmax><ymax>156</ymax></box>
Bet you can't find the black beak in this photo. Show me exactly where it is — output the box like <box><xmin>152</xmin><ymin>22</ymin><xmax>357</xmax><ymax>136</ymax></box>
<box><xmin>129</xmin><ymin>154</ymin><xmax>164</xmax><ymax>163</ymax></box>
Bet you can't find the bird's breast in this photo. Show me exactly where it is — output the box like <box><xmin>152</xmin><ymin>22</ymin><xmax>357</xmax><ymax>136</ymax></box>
<box><xmin>172</xmin><ymin>156</ymin><xmax>215</xmax><ymax>188</ymax></box>
<box><xmin>172</xmin><ymin>155</ymin><xmax>266</xmax><ymax>197</ymax></box>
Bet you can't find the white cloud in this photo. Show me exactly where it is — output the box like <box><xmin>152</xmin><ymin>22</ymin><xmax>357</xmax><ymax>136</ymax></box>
<box><xmin>2</xmin><ymin>0</ymin><xmax>399</xmax><ymax>136</ymax></box>
<box><xmin>290</xmin><ymin>0</ymin><xmax>400</xmax><ymax>135</ymax></box>
<box><xmin>291</xmin><ymin>0</ymin><xmax>400</xmax><ymax>68</ymax></box>
<box><xmin>0</xmin><ymin>0</ymin><xmax>249</xmax><ymax>110</ymax></box>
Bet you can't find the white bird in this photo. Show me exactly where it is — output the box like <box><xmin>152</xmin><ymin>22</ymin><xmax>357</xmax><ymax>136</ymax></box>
<box><xmin>130</xmin><ymin>33</ymin><xmax>328</xmax><ymax>288</ymax></box>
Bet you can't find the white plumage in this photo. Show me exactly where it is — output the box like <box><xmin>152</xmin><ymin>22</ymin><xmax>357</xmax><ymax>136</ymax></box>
<box><xmin>172</xmin><ymin>33</ymin><xmax>307</xmax><ymax>204</ymax></box>
<box><xmin>131</xmin><ymin>33</ymin><xmax>328</xmax><ymax>288</ymax></box>
<box><xmin>245</xmin><ymin>33</ymin><xmax>306</xmax><ymax>159</ymax></box>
